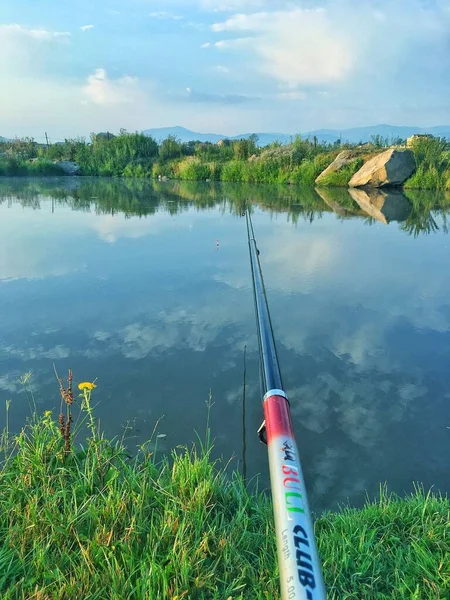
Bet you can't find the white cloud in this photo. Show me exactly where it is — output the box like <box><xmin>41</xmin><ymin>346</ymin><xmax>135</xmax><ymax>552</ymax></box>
<box><xmin>86</xmin><ymin>211</ymin><xmax>192</xmax><ymax>243</ymax></box>
<box><xmin>200</xmin><ymin>0</ymin><xmax>269</xmax><ymax>10</ymax></box>
<box><xmin>215</xmin><ymin>65</ymin><xmax>231</xmax><ymax>74</ymax></box>
<box><xmin>212</xmin><ymin>8</ymin><xmax>354</xmax><ymax>87</ymax></box>
<box><xmin>149</xmin><ymin>11</ymin><xmax>184</xmax><ymax>20</ymax></box>
<box><xmin>83</xmin><ymin>68</ymin><xmax>143</xmax><ymax>106</ymax></box>
<box><xmin>210</xmin><ymin>2</ymin><xmax>450</xmax><ymax>93</ymax></box>
<box><xmin>200</xmin><ymin>42</ymin><xmax>211</xmax><ymax>48</ymax></box>
<box><xmin>277</xmin><ymin>90</ymin><xmax>307</xmax><ymax>101</ymax></box>
<box><xmin>214</xmin><ymin>37</ymin><xmax>251</xmax><ymax>49</ymax></box>
<box><xmin>0</xmin><ymin>23</ymin><xmax>72</xmax><ymax>82</ymax></box>
<box><xmin>80</xmin><ymin>24</ymin><xmax>94</xmax><ymax>31</ymax></box>
<box><xmin>0</xmin><ymin>23</ymin><xmax>70</xmax><ymax>41</ymax></box>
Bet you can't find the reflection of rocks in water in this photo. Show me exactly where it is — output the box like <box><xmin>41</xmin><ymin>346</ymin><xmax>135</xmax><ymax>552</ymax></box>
<box><xmin>349</xmin><ymin>187</ymin><xmax>412</xmax><ymax>224</ymax></box>
<box><xmin>315</xmin><ymin>187</ymin><xmax>363</xmax><ymax>218</ymax></box>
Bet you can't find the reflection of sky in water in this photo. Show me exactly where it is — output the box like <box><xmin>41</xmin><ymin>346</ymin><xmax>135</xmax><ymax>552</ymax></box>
<box><xmin>0</xmin><ymin>183</ymin><xmax>449</xmax><ymax>512</ymax></box>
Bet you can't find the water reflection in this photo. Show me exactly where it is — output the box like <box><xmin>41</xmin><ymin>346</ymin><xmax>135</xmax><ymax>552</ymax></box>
<box><xmin>348</xmin><ymin>188</ymin><xmax>412</xmax><ymax>224</ymax></box>
<box><xmin>0</xmin><ymin>177</ymin><xmax>449</xmax><ymax>235</ymax></box>
<box><xmin>0</xmin><ymin>178</ymin><xmax>449</xmax><ymax>512</ymax></box>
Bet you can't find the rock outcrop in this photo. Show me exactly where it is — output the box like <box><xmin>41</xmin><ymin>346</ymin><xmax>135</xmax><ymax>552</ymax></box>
<box><xmin>348</xmin><ymin>187</ymin><xmax>412</xmax><ymax>224</ymax></box>
<box><xmin>54</xmin><ymin>161</ymin><xmax>80</xmax><ymax>175</ymax></box>
<box><xmin>349</xmin><ymin>149</ymin><xmax>415</xmax><ymax>188</ymax></box>
<box><xmin>315</xmin><ymin>150</ymin><xmax>356</xmax><ymax>185</ymax></box>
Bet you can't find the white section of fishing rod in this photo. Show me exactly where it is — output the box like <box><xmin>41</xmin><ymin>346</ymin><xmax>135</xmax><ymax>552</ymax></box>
<box><xmin>263</xmin><ymin>389</ymin><xmax>288</xmax><ymax>401</ymax></box>
<box><xmin>267</xmin><ymin>434</ymin><xmax>326</xmax><ymax>600</ymax></box>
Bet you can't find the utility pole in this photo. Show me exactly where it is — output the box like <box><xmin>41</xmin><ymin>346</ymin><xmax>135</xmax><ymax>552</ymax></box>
<box><xmin>45</xmin><ymin>132</ymin><xmax>50</xmax><ymax>149</ymax></box>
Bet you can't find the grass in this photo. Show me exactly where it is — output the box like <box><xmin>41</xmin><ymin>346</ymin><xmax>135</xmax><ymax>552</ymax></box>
<box><xmin>0</xmin><ymin>376</ymin><xmax>449</xmax><ymax>599</ymax></box>
<box><xmin>0</xmin><ymin>158</ymin><xmax>65</xmax><ymax>176</ymax></box>
<box><xmin>3</xmin><ymin>133</ymin><xmax>450</xmax><ymax>190</ymax></box>
<box><xmin>315</xmin><ymin>158</ymin><xmax>364</xmax><ymax>187</ymax></box>
<box><xmin>289</xmin><ymin>153</ymin><xmax>335</xmax><ymax>185</ymax></box>
<box><xmin>404</xmin><ymin>138</ymin><xmax>450</xmax><ymax>190</ymax></box>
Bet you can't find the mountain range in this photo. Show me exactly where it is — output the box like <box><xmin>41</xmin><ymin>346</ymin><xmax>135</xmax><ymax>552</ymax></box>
<box><xmin>1</xmin><ymin>125</ymin><xmax>450</xmax><ymax>146</ymax></box>
<box><xmin>143</xmin><ymin>124</ymin><xmax>450</xmax><ymax>145</ymax></box>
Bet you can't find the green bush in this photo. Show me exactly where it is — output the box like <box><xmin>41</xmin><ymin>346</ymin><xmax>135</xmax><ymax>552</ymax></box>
<box><xmin>176</xmin><ymin>157</ymin><xmax>211</xmax><ymax>180</ymax></box>
<box><xmin>317</xmin><ymin>158</ymin><xmax>364</xmax><ymax>187</ymax></box>
<box><xmin>405</xmin><ymin>137</ymin><xmax>450</xmax><ymax>190</ymax></box>
<box><xmin>290</xmin><ymin>154</ymin><xmax>335</xmax><ymax>185</ymax></box>
<box><xmin>75</xmin><ymin>132</ymin><xmax>158</xmax><ymax>177</ymax></box>
<box><xmin>28</xmin><ymin>160</ymin><xmax>65</xmax><ymax>175</ymax></box>
<box><xmin>123</xmin><ymin>162</ymin><xmax>153</xmax><ymax>178</ymax></box>
<box><xmin>0</xmin><ymin>158</ymin><xmax>64</xmax><ymax>176</ymax></box>
<box><xmin>404</xmin><ymin>165</ymin><xmax>441</xmax><ymax>190</ymax></box>
<box><xmin>207</xmin><ymin>161</ymin><xmax>222</xmax><ymax>181</ymax></box>
<box><xmin>220</xmin><ymin>160</ymin><xmax>246</xmax><ymax>182</ymax></box>
<box><xmin>159</xmin><ymin>135</ymin><xmax>182</xmax><ymax>161</ymax></box>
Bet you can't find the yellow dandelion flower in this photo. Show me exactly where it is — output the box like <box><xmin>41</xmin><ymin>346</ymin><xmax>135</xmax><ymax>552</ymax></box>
<box><xmin>44</xmin><ymin>410</ymin><xmax>52</xmax><ymax>418</ymax></box>
<box><xmin>78</xmin><ymin>382</ymin><xmax>97</xmax><ymax>391</ymax></box>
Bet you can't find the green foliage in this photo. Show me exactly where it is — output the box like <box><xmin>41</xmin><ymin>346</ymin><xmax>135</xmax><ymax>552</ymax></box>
<box><xmin>0</xmin><ymin>137</ymin><xmax>38</xmax><ymax>159</ymax></box>
<box><xmin>405</xmin><ymin>165</ymin><xmax>443</xmax><ymax>190</ymax></box>
<box><xmin>176</xmin><ymin>157</ymin><xmax>212</xmax><ymax>180</ymax></box>
<box><xmin>158</xmin><ymin>135</ymin><xmax>182</xmax><ymax>161</ymax></box>
<box><xmin>405</xmin><ymin>137</ymin><xmax>450</xmax><ymax>190</ymax></box>
<box><xmin>411</xmin><ymin>136</ymin><xmax>449</xmax><ymax>169</ymax></box>
<box><xmin>1</xmin><ymin>132</ymin><xmax>450</xmax><ymax>190</ymax></box>
<box><xmin>317</xmin><ymin>158</ymin><xmax>364</xmax><ymax>187</ymax></box>
<box><xmin>317</xmin><ymin>487</ymin><xmax>450</xmax><ymax>599</ymax></box>
<box><xmin>151</xmin><ymin>160</ymin><xmax>178</xmax><ymax>179</ymax></box>
<box><xmin>207</xmin><ymin>161</ymin><xmax>222</xmax><ymax>181</ymax></box>
<box><xmin>194</xmin><ymin>142</ymin><xmax>222</xmax><ymax>161</ymax></box>
<box><xmin>233</xmin><ymin>137</ymin><xmax>257</xmax><ymax>161</ymax></box>
<box><xmin>40</xmin><ymin>138</ymin><xmax>86</xmax><ymax>162</ymax></box>
<box><xmin>123</xmin><ymin>162</ymin><xmax>153</xmax><ymax>178</ymax></box>
<box><xmin>370</xmin><ymin>134</ymin><xmax>389</xmax><ymax>148</ymax></box>
<box><xmin>76</xmin><ymin>132</ymin><xmax>159</xmax><ymax>176</ymax></box>
<box><xmin>290</xmin><ymin>153</ymin><xmax>335</xmax><ymax>185</ymax></box>
<box><xmin>221</xmin><ymin>160</ymin><xmax>246</xmax><ymax>182</ymax></box>
<box><xmin>0</xmin><ymin>157</ymin><xmax>64</xmax><ymax>176</ymax></box>
<box><xmin>0</xmin><ymin>409</ymin><xmax>449</xmax><ymax>599</ymax></box>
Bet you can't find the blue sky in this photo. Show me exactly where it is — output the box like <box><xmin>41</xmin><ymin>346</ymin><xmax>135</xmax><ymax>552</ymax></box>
<box><xmin>1</xmin><ymin>0</ymin><xmax>450</xmax><ymax>140</ymax></box>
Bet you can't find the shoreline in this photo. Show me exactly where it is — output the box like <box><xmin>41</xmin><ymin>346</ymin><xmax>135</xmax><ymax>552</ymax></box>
<box><xmin>2</xmin><ymin>133</ymin><xmax>449</xmax><ymax>191</ymax></box>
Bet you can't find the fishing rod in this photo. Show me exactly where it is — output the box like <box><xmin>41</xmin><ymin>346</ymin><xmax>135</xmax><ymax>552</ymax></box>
<box><xmin>246</xmin><ymin>211</ymin><xmax>326</xmax><ymax>600</ymax></box>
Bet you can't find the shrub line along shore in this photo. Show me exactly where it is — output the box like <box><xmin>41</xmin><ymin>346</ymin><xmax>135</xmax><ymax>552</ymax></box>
<box><xmin>1</xmin><ymin>133</ymin><xmax>449</xmax><ymax>190</ymax></box>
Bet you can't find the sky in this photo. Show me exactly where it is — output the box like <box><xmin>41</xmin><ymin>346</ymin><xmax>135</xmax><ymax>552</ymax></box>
<box><xmin>1</xmin><ymin>0</ymin><xmax>450</xmax><ymax>140</ymax></box>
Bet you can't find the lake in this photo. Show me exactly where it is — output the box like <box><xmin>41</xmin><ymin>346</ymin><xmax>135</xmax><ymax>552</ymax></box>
<box><xmin>0</xmin><ymin>177</ymin><xmax>449</xmax><ymax>512</ymax></box>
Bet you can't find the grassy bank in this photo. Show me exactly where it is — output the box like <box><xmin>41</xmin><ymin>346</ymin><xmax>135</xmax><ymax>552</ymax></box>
<box><xmin>404</xmin><ymin>137</ymin><xmax>450</xmax><ymax>190</ymax></box>
<box><xmin>2</xmin><ymin>132</ymin><xmax>450</xmax><ymax>190</ymax></box>
<box><xmin>0</xmin><ymin>157</ymin><xmax>65</xmax><ymax>176</ymax></box>
<box><xmin>0</xmin><ymin>380</ymin><xmax>449</xmax><ymax>599</ymax></box>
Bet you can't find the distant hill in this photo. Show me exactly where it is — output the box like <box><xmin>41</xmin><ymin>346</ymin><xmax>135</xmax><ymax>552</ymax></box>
<box><xmin>143</xmin><ymin>126</ymin><xmax>293</xmax><ymax>145</ymax></box>
<box><xmin>143</xmin><ymin>124</ymin><xmax>450</xmax><ymax>146</ymax></box>
<box><xmin>143</xmin><ymin>126</ymin><xmax>224</xmax><ymax>144</ymax></box>
<box><xmin>304</xmin><ymin>124</ymin><xmax>450</xmax><ymax>144</ymax></box>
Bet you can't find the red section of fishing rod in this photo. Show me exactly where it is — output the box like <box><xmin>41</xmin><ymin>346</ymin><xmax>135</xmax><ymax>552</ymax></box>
<box><xmin>263</xmin><ymin>391</ymin><xmax>295</xmax><ymax>443</ymax></box>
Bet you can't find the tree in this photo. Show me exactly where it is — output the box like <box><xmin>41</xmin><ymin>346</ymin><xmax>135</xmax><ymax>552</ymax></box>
<box><xmin>159</xmin><ymin>136</ymin><xmax>182</xmax><ymax>161</ymax></box>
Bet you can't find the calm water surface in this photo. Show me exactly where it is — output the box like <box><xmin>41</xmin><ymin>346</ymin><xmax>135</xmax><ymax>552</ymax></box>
<box><xmin>1</xmin><ymin>178</ymin><xmax>449</xmax><ymax>512</ymax></box>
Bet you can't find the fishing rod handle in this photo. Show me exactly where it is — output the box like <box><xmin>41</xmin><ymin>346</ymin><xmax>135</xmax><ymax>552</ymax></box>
<box><xmin>264</xmin><ymin>391</ymin><xmax>326</xmax><ymax>600</ymax></box>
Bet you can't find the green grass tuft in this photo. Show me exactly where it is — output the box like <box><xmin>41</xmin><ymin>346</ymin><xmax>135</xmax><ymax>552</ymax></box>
<box><xmin>0</xmin><ymin>410</ymin><xmax>449</xmax><ymax>599</ymax></box>
<box><xmin>316</xmin><ymin>158</ymin><xmax>364</xmax><ymax>187</ymax></box>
